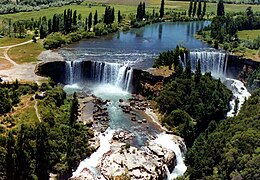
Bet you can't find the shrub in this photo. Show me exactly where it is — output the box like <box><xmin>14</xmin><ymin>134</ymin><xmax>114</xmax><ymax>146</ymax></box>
<box><xmin>43</xmin><ymin>32</ymin><xmax>66</xmax><ymax>49</ymax></box>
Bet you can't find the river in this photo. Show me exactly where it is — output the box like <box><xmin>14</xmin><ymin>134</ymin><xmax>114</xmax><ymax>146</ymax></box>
<box><xmin>60</xmin><ymin>21</ymin><xmax>250</xmax><ymax>179</ymax></box>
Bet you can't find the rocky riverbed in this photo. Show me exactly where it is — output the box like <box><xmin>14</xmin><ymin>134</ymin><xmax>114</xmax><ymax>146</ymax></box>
<box><xmin>71</xmin><ymin>92</ymin><xmax>186</xmax><ymax>180</ymax></box>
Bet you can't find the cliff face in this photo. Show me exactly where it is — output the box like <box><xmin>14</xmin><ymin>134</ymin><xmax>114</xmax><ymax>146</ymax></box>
<box><xmin>35</xmin><ymin>61</ymin><xmax>67</xmax><ymax>83</ymax></box>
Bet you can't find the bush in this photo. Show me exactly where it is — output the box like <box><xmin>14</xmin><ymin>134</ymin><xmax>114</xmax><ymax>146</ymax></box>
<box><xmin>43</xmin><ymin>32</ymin><xmax>66</xmax><ymax>49</ymax></box>
<box><xmin>94</xmin><ymin>23</ymin><xmax>108</xmax><ymax>36</ymax></box>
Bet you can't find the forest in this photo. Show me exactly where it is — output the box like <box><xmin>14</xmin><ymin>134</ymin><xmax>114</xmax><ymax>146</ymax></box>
<box><xmin>0</xmin><ymin>81</ymin><xmax>93</xmax><ymax>179</ymax></box>
<box><xmin>150</xmin><ymin>46</ymin><xmax>259</xmax><ymax>179</ymax></box>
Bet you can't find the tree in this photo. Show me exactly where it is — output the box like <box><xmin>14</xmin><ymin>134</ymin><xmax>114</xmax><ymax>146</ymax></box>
<box><xmin>64</xmin><ymin>9</ymin><xmax>68</xmax><ymax>33</ymax></box>
<box><xmin>70</xmin><ymin>92</ymin><xmax>78</xmax><ymax>127</ymax></box>
<box><xmin>188</xmin><ymin>0</ymin><xmax>193</xmax><ymax>17</ymax></box>
<box><xmin>94</xmin><ymin>10</ymin><xmax>98</xmax><ymax>26</ymax></box>
<box><xmin>15</xmin><ymin>124</ymin><xmax>34</xmax><ymax>180</ymax></box>
<box><xmin>160</xmin><ymin>0</ymin><xmax>164</xmax><ymax>18</ymax></box>
<box><xmin>192</xmin><ymin>0</ymin><xmax>197</xmax><ymax>17</ymax></box>
<box><xmin>142</xmin><ymin>2</ymin><xmax>146</xmax><ymax>19</ymax></box>
<box><xmin>88</xmin><ymin>12</ymin><xmax>92</xmax><ymax>31</ymax></box>
<box><xmin>48</xmin><ymin>19</ymin><xmax>52</xmax><ymax>34</ymax></box>
<box><xmin>6</xmin><ymin>131</ymin><xmax>15</xmax><ymax>180</ymax></box>
<box><xmin>36</xmin><ymin>123</ymin><xmax>49</xmax><ymax>180</ymax></box>
<box><xmin>136</xmin><ymin>2</ymin><xmax>143</xmax><ymax>21</ymax></box>
<box><xmin>194</xmin><ymin>59</ymin><xmax>201</xmax><ymax>86</ymax></box>
<box><xmin>246</xmin><ymin>7</ymin><xmax>253</xmax><ymax>29</ymax></box>
<box><xmin>84</xmin><ymin>17</ymin><xmax>88</xmax><ymax>31</ymax></box>
<box><xmin>197</xmin><ymin>0</ymin><xmax>202</xmax><ymax>19</ymax></box>
<box><xmin>40</xmin><ymin>25</ymin><xmax>44</xmax><ymax>39</ymax></box>
<box><xmin>217</xmin><ymin>0</ymin><xmax>225</xmax><ymax>16</ymax></box>
<box><xmin>73</xmin><ymin>10</ymin><xmax>77</xmax><ymax>26</ymax></box>
<box><xmin>234</xmin><ymin>97</ymin><xmax>239</xmax><ymax>115</ymax></box>
<box><xmin>202</xmin><ymin>0</ymin><xmax>207</xmax><ymax>18</ymax></box>
<box><xmin>184</xmin><ymin>59</ymin><xmax>192</xmax><ymax>79</ymax></box>
<box><xmin>118</xmin><ymin>10</ymin><xmax>122</xmax><ymax>23</ymax></box>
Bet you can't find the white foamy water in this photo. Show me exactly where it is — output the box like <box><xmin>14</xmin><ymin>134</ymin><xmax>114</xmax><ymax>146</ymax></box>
<box><xmin>226</xmin><ymin>78</ymin><xmax>251</xmax><ymax>117</ymax></box>
<box><xmin>72</xmin><ymin>129</ymin><xmax>115</xmax><ymax>179</ymax></box>
<box><xmin>153</xmin><ymin>133</ymin><xmax>187</xmax><ymax>179</ymax></box>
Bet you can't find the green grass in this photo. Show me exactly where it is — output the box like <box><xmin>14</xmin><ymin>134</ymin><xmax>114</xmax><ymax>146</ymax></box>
<box><xmin>13</xmin><ymin>105</ymin><xmax>38</xmax><ymax>127</ymax></box>
<box><xmin>8</xmin><ymin>42</ymin><xmax>44</xmax><ymax>64</ymax></box>
<box><xmin>0</xmin><ymin>36</ymin><xmax>32</xmax><ymax>46</ymax></box>
<box><xmin>1</xmin><ymin>1</ymin><xmax>259</xmax><ymax>25</ymax></box>
<box><xmin>238</xmin><ymin>30</ymin><xmax>260</xmax><ymax>40</ymax></box>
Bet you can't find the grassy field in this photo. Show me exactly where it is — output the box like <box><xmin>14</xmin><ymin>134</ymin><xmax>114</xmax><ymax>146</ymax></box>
<box><xmin>238</xmin><ymin>30</ymin><xmax>260</xmax><ymax>40</ymax></box>
<box><xmin>8</xmin><ymin>42</ymin><xmax>44</xmax><ymax>64</ymax></box>
<box><xmin>0</xmin><ymin>95</ymin><xmax>38</xmax><ymax>130</ymax></box>
<box><xmin>12</xmin><ymin>96</ymin><xmax>38</xmax><ymax>128</ymax></box>
<box><xmin>0</xmin><ymin>36</ymin><xmax>32</xmax><ymax>46</ymax></box>
<box><xmin>1</xmin><ymin>1</ymin><xmax>259</xmax><ymax>24</ymax></box>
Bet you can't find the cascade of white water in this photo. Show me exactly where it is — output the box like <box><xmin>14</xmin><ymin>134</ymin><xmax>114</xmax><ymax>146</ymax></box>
<box><xmin>72</xmin><ymin>129</ymin><xmax>115</xmax><ymax>179</ymax></box>
<box><xmin>90</xmin><ymin>61</ymin><xmax>133</xmax><ymax>92</ymax></box>
<box><xmin>65</xmin><ymin>61</ymin><xmax>133</xmax><ymax>92</ymax></box>
<box><xmin>226</xmin><ymin>78</ymin><xmax>251</xmax><ymax>117</ymax></box>
<box><xmin>65</xmin><ymin>61</ymin><xmax>82</xmax><ymax>84</ymax></box>
<box><xmin>125</xmin><ymin>67</ymin><xmax>133</xmax><ymax>92</ymax></box>
<box><xmin>154</xmin><ymin>133</ymin><xmax>187</xmax><ymax>180</ymax></box>
<box><xmin>65</xmin><ymin>61</ymin><xmax>73</xmax><ymax>84</ymax></box>
<box><xmin>189</xmin><ymin>50</ymin><xmax>228</xmax><ymax>77</ymax></box>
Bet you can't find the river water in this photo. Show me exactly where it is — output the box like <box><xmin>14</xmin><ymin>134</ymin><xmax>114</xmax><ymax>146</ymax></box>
<box><xmin>60</xmin><ymin>21</ymin><xmax>211</xmax><ymax>69</ymax></box>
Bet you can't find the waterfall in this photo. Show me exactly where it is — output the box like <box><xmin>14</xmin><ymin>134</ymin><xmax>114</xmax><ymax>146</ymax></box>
<box><xmin>65</xmin><ymin>61</ymin><xmax>133</xmax><ymax>92</ymax></box>
<box><xmin>72</xmin><ymin>129</ymin><xmax>115</xmax><ymax>180</ymax></box>
<box><xmin>65</xmin><ymin>61</ymin><xmax>83</xmax><ymax>84</ymax></box>
<box><xmin>225</xmin><ymin>78</ymin><xmax>251</xmax><ymax>117</ymax></box>
<box><xmin>154</xmin><ymin>133</ymin><xmax>187</xmax><ymax>180</ymax></box>
<box><xmin>189</xmin><ymin>50</ymin><xmax>228</xmax><ymax>77</ymax></box>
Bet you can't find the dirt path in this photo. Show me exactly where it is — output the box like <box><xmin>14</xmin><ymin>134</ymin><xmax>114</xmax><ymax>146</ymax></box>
<box><xmin>34</xmin><ymin>99</ymin><xmax>41</xmax><ymax>122</ymax></box>
<box><xmin>0</xmin><ymin>37</ymin><xmax>46</xmax><ymax>83</ymax></box>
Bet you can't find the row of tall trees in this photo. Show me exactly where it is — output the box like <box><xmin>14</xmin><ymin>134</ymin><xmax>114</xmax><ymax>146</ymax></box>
<box><xmin>136</xmin><ymin>2</ymin><xmax>146</xmax><ymax>21</ymax></box>
<box><xmin>188</xmin><ymin>0</ymin><xmax>207</xmax><ymax>19</ymax></box>
<box><xmin>104</xmin><ymin>6</ymin><xmax>115</xmax><ymax>24</ymax></box>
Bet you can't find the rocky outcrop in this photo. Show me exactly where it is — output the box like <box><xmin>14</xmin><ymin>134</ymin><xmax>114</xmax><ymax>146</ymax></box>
<box><xmin>71</xmin><ymin>130</ymin><xmax>176</xmax><ymax>180</ymax></box>
<box><xmin>100</xmin><ymin>131</ymin><xmax>176</xmax><ymax>180</ymax></box>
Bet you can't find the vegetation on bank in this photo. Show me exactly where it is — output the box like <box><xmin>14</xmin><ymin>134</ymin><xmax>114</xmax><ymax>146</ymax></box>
<box><xmin>148</xmin><ymin>46</ymin><xmax>259</xmax><ymax>179</ymax></box>
<box><xmin>0</xmin><ymin>81</ymin><xmax>93</xmax><ymax>179</ymax></box>
<box><xmin>151</xmin><ymin>46</ymin><xmax>232</xmax><ymax>146</ymax></box>
<box><xmin>197</xmin><ymin>1</ymin><xmax>260</xmax><ymax>60</ymax></box>
<box><xmin>186</xmin><ymin>89</ymin><xmax>260</xmax><ymax>179</ymax></box>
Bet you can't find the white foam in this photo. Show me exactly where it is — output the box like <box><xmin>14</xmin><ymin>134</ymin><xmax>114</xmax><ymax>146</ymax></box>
<box><xmin>153</xmin><ymin>133</ymin><xmax>187</xmax><ymax>179</ymax></box>
<box><xmin>72</xmin><ymin>128</ymin><xmax>115</xmax><ymax>179</ymax></box>
<box><xmin>226</xmin><ymin>78</ymin><xmax>251</xmax><ymax>117</ymax></box>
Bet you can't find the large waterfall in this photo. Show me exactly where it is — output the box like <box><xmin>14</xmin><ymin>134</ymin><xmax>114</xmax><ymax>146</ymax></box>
<box><xmin>65</xmin><ymin>61</ymin><xmax>133</xmax><ymax>92</ymax></box>
<box><xmin>188</xmin><ymin>50</ymin><xmax>228</xmax><ymax>77</ymax></box>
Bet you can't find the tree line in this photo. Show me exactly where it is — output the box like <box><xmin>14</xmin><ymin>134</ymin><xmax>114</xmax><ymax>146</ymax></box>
<box><xmin>188</xmin><ymin>0</ymin><xmax>207</xmax><ymax>20</ymax></box>
<box><xmin>0</xmin><ymin>0</ymin><xmax>83</xmax><ymax>14</ymax></box>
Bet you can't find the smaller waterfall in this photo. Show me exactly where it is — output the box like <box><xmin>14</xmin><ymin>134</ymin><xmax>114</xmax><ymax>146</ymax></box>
<box><xmin>72</xmin><ymin>129</ymin><xmax>115</xmax><ymax>179</ymax></box>
<box><xmin>225</xmin><ymin>78</ymin><xmax>251</xmax><ymax>117</ymax></box>
<box><xmin>189</xmin><ymin>50</ymin><xmax>228</xmax><ymax>77</ymax></box>
<box><xmin>154</xmin><ymin>133</ymin><xmax>187</xmax><ymax>179</ymax></box>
